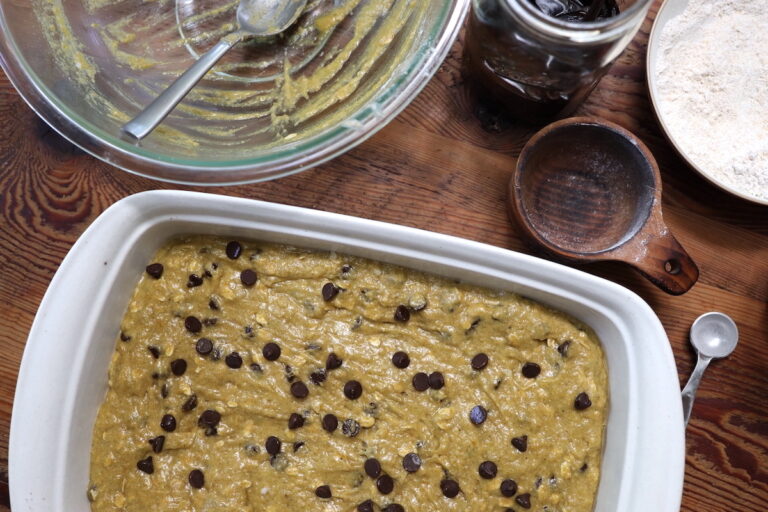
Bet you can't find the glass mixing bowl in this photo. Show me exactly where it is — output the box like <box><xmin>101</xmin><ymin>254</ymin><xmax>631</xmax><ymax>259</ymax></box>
<box><xmin>0</xmin><ymin>0</ymin><xmax>468</xmax><ymax>184</ymax></box>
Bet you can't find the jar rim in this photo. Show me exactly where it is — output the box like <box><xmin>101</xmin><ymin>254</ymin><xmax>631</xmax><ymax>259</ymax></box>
<box><xmin>501</xmin><ymin>0</ymin><xmax>653</xmax><ymax>43</ymax></box>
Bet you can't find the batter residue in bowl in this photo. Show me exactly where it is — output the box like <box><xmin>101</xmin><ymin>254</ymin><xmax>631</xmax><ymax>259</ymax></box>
<box><xmin>89</xmin><ymin>236</ymin><xmax>608</xmax><ymax>511</ymax></box>
<box><xmin>32</xmin><ymin>0</ymin><xmax>427</xmax><ymax>148</ymax></box>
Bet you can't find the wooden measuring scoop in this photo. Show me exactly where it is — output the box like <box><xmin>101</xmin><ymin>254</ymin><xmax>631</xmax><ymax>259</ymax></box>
<box><xmin>508</xmin><ymin>117</ymin><xmax>698</xmax><ymax>295</ymax></box>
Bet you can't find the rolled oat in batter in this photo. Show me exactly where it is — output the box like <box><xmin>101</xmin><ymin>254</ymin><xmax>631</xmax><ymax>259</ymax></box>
<box><xmin>89</xmin><ymin>236</ymin><xmax>608</xmax><ymax>512</ymax></box>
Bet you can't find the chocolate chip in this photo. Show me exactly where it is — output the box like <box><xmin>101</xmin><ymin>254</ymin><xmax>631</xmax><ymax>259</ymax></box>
<box><xmin>290</xmin><ymin>381</ymin><xmax>309</xmax><ymax>399</ymax></box>
<box><xmin>322</xmin><ymin>283</ymin><xmax>340</xmax><ymax>301</ymax></box>
<box><xmin>428</xmin><ymin>372</ymin><xmax>445</xmax><ymax>390</ymax></box>
<box><xmin>471</xmin><ymin>353</ymin><xmax>489</xmax><ymax>370</ymax></box>
<box><xmin>478</xmin><ymin>461</ymin><xmax>497</xmax><ymax>479</ymax></box>
<box><xmin>188</xmin><ymin>469</ymin><xmax>204</xmax><ymax>489</ymax></box>
<box><xmin>364</xmin><ymin>458</ymin><xmax>382</xmax><ymax>478</ymax></box>
<box><xmin>310</xmin><ymin>369</ymin><xmax>327</xmax><ymax>384</ymax></box>
<box><xmin>263</xmin><ymin>342</ymin><xmax>281</xmax><ymax>361</ymax></box>
<box><xmin>341</xmin><ymin>264</ymin><xmax>352</xmax><ymax>274</ymax></box>
<box><xmin>226</xmin><ymin>241</ymin><xmax>242</xmax><ymax>259</ymax></box>
<box><xmin>265</xmin><ymin>436</ymin><xmax>281</xmax><ymax>455</ymax></box>
<box><xmin>148</xmin><ymin>436</ymin><xmax>165</xmax><ymax>453</ymax></box>
<box><xmin>160</xmin><ymin>383</ymin><xmax>169</xmax><ymax>398</ymax></box>
<box><xmin>148</xmin><ymin>345</ymin><xmax>161</xmax><ymax>359</ymax></box>
<box><xmin>394</xmin><ymin>305</ymin><xmax>410</xmax><ymax>322</ymax></box>
<box><xmin>288</xmin><ymin>413</ymin><xmax>305</xmax><ymax>429</ymax></box>
<box><xmin>160</xmin><ymin>414</ymin><xmax>176</xmax><ymax>432</ymax></box>
<box><xmin>469</xmin><ymin>405</ymin><xmax>487</xmax><ymax>425</ymax></box>
<box><xmin>344</xmin><ymin>380</ymin><xmax>363</xmax><ymax>400</ymax></box>
<box><xmin>293</xmin><ymin>441</ymin><xmax>305</xmax><ymax>452</ymax></box>
<box><xmin>208</xmin><ymin>298</ymin><xmax>219</xmax><ymax>310</ymax></box>
<box><xmin>511</xmin><ymin>435</ymin><xmax>528</xmax><ymax>452</ymax></box>
<box><xmin>357</xmin><ymin>500</ymin><xmax>374</xmax><ymax>512</ymax></box>
<box><xmin>145</xmin><ymin>263</ymin><xmax>163</xmax><ymax>279</ymax></box>
<box><xmin>170</xmin><ymin>359</ymin><xmax>187</xmax><ymax>376</ymax></box>
<box><xmin>522</xmin><ymin>362</ymin><xmax>541</xmax><ymax>378</ymax></box>
<box><xmin>322</xmin><ymin>414</ymin><xmax>338</xmax><ymax>432</ymax></box>
<box><xmin>250</xmin><ymin>363</ymin><xmax>263</xmax><ymax>373</ymax></box>
<box><xmin>557</xmin><ymin>341</ymin><xmax>571</xmax><ymax>356</ymax></box>
<box><xmin>515</xmin><ymin>493</ymin><xmax>531</xmax><ymax>508</ymax></box>
<box><xmin>342</xmin><ymin>419</ymin><xmax>360</xmax><ymax>437</ymax></box>
<box><xmin>500</xmin><ymin>479</ymin><xmax>518</xmax><ymax>497</ymax></box>
<box><xmin>392</xmin><ymin>351</ymin><xmax>410</xmax><ymax>369</ymax></box>
<box><xmin>580</xmin><ymin>463</ymin><xmax>589</xmax><ymax>472</ymax></box>
<box><xmin>185</xmin><ymin>316</ymin><xmax>202</xmax><ymax>333</ymax></box>
<box><xmin>441</xmin><ymin>479</ymin><xmax>460</xmax><ymax>498</ymax></box>
<box><xmin>376</xmin><ymin>474</ymin><xmax>394</xmax><ymax>494</ymax></box>
<box><xmin>412</xmin><ymin>372</ymin><xmax>429</xmax><ymax>391</ymax></box>
<box><xmin>383</xmin><ymin>505</ymin><xmax>404</xmax><ymax>512</ymax></box>
<box><xmin>575</xmin><ymin>392</ymin><xmax>592</xmax><ymax>410</ymax></box>
<box><xmin>181</xmin><ymin>394</ymin><xmax>198</xmax><ymax>412</ymax></box>
<box><xmin>196</xmin><ymin>338</ymin><xmax>213</xmax><ymax>355</ymax></box>
<box><xmin>326</xmin><ymin>352</ymin><xmax>343</xmax><ymax>370</ymax></box>
<box><xmin>240</xmin><ymin>269</ymin><xmax>257</xmax><ymax>287</ymax></box>
<box><xmin>137</xmin><ymin>456</ymin><xmax>154</xmax><ymax>474</ymax></box>
<box><xmin>402</xmin><ymin>453</ymin><xmax>422</xmax><ymax>473</ymax></box>
<box><xmin>187</xmin><ymin>274</ymin><xmax>203</xmax><ymax>288</ymax></box>
<box><xmin>198</xmin><ymin>409</ymin><xmax>221</xmax><ymax>428</ymax></box>
<box><xmin>120</xmin><ymin>331</ymin><xmax>131</xmax><ymax>342</ymax></box>
<box><xmin>315</xmin><ymin>485</ymin><xmax>332</xmax><ymax>499</ymax></box>
<box><xmin>225</xmin><ymin>352</ymin><xmax>242</xmax><ymax>369</ymax></box>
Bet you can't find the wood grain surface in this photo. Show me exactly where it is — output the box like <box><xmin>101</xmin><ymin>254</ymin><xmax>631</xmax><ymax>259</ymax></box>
<box><xmin>1</xmin><ymin>1</ymin><xmax>767</xmax><ymax>510</ymax></box>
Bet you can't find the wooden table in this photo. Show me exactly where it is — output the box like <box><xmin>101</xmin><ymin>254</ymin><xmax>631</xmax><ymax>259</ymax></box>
<box><xmin>1</xmin><ymin>1</ymin><xmax>766</xmax><ymax>510</ymax></box>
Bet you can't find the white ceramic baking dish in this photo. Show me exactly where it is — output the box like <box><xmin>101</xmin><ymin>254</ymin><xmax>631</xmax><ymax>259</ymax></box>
<box><xmin>10</xmin><ymin>190</ymin><xmax>684</xmax><ymax>512</ymax></box>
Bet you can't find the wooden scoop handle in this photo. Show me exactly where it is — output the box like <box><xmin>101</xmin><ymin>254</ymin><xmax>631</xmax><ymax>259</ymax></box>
<box><xmin>630</xmin><ymin>230</ymin><xmax>699</xmax><ymax>295</ymax></box>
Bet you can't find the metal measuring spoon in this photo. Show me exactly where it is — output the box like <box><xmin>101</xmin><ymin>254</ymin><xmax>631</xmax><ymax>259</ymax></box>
<box><xmin>681</xmin><ymin>312</ymin><xmax>738</xmax><ymax>425</ymax></box>
<box><xmin>123</xmin><ymin>0</ymin><xmax>308</xmax><ymax>140</ymax></box>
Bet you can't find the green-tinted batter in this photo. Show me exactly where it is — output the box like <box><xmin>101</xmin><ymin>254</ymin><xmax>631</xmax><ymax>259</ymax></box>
<box><xmin>89</xmin><ymin>236</ymin><xmax>608</xmax><ymax>511</ymax></box>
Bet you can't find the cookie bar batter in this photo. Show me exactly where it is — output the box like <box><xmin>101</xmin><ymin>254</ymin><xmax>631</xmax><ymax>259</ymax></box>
<box><xmin>89</xmin><ymin>236</ymin><xmax>608</xmax><ymax>511</ymax></box>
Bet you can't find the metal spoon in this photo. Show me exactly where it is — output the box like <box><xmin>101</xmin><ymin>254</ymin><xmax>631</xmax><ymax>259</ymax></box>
<box><xmin>123</xmin><ymin>0</ymin><xmax>308</xmax><ymax>140</ymax></box>
<box><xmin>681</xmin><ymin>312</ymin><xmax>738</xmax><ymax>425</ymax></box>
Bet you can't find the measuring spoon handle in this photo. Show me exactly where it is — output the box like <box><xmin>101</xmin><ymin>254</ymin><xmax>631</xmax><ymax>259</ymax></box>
<box><xmin>123</xmin><ymin>31</ymin><xmax>246</xmax><ymax>140</ymax></box>
<box><xmin>681</xmin><ymin>354</ymin><xmax>712</xmax><ymax>426</ymax></box>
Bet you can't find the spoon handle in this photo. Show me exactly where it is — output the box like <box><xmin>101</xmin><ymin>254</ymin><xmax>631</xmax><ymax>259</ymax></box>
<box><xmin>681</xmin><ymin>354</ymin><xmax>712</xmax><ymax>426</ymax></box>
<box><xmin>123</xmin><ymin>31</ymin><xmax>246</xmax><ymax>141</ymax></box>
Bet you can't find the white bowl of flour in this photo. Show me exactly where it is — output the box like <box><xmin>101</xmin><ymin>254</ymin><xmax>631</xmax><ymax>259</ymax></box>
<box><xmin>647</xmin><ymin>0</ymin><xmax>768</xmax><ymax>206</ymax></box>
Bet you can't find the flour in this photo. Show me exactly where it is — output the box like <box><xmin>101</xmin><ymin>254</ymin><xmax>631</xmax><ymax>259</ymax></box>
<box><xmin>655</xmin><ymin>0</ymin><xmax>768</xmax><ymax>202</ymax></box>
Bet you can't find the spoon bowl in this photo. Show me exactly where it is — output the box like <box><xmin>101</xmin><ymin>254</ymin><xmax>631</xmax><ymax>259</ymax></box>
<box><xmin>508</xmin><ymin>117</ymin><xmax>699</xmax><ymax>295</ymax></box>
<box><xmin>237</xmin><ymin>0</ymin><xmax>307</xmax><ymax>35</ymax></box>
<box><xmin>690</xmin><ymin>312</ymin><xmax>739</xmax><ymax>359</ymax></box>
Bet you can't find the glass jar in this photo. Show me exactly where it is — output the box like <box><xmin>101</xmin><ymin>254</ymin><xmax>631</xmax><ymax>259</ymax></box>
<box><xmin>464</xmin><ymin>0</ymin><xmax>653</xmax><ymax>124</ymax></box>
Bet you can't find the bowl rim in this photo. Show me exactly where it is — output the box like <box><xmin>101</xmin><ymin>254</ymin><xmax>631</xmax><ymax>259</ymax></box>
<box><xmin>9</xmin><ymin>190</ymin><xmax>685</xmax><ymax>512</ymax></box>
<box><xmin>0</xmin><ymin>0</ymin><xmax>469</xmax><ymax>185</ymax></box>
